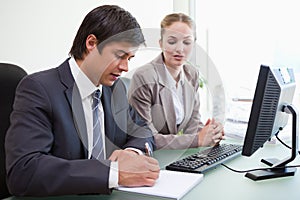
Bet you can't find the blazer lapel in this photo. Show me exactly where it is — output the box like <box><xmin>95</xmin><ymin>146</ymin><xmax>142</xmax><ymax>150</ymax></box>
<box><xmin>58</xmin><ymin>59</ymin><xmax>88</xmax><ymax>158</ymax></box>
<box><xmin>101</xmin><ymin>85</ymin><xmax>116</xmax><ymax>157</ymax></box>
<box><xmin>67</xmin><ymin>85</ymin><xmax>88</xmax><ymax>157</ymax></box>
<box><xmin>152</xmin><ymin>56</ymin><xmax>177</xmax><ymax>134</ymax></box>
<box><xmin>177</xmin><ymin>77</ymin><xmax>195</xmax><ymax>132</ymax></box>
<box><xmin>160</xmin><ymin>88</ymin><xmax>177</xmax><ymax>133</ymax></box>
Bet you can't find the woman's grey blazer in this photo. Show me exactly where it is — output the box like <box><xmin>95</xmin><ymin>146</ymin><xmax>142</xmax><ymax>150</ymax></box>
<box><xmin>129</xmin><ymin>54</ymin><xmax>203</xmax><ymax>149</ymax></box>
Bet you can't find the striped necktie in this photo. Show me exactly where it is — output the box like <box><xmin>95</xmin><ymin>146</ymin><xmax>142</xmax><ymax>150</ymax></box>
<box><xmin>91</xmin><ymin>89</ymin><xmax>104</xmax><ymax>160</ymax></box>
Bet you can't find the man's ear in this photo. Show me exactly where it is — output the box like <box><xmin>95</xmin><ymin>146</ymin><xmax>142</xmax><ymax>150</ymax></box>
<box><xmin>86</xmin><ymin>34</ymin><xmax>98</xmax><ymax>53</ymax></box>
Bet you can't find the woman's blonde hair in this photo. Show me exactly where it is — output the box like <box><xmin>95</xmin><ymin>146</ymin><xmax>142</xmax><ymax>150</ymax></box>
<box><xmin>160</xmin><ymin>13</ymin><xmax>196</xmax><ymax>40</ymax></box>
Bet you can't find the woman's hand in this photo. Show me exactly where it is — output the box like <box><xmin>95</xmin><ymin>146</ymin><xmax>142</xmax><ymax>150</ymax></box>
<box><xmin>197</xmin><ymin>118</ymin><xmax>225</xmax><ymax>146</ymax></box>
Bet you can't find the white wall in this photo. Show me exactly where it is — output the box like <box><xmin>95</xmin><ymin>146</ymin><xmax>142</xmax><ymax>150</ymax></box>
<box><xmin>0</xmin><ymin>0</ymin><xmax>173</xmax><ymax>74</ymax></box>
<box><xmin>195</xmin><ymin>0</ymin><xmax>300</xmax><ymax>98</ymax></box>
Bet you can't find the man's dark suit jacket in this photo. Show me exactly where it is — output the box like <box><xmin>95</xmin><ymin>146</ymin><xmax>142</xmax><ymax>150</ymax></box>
<box><xmin>5</xmin><ymin>59</ymin><xmax>154</xmax><ymax>196</ymax></box>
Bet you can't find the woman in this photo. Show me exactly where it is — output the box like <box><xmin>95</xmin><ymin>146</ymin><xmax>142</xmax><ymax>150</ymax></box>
<box><xmin>128</xmin><ymin>13</ymin><xmax>224</xmax><ymax>149</ymax></box>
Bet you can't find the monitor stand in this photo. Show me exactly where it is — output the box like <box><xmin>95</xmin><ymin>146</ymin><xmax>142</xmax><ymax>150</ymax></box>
<box><xmin>245</xmin><ymin>104</ymin><xmax>299</xmax><ymax>181</ymax></box>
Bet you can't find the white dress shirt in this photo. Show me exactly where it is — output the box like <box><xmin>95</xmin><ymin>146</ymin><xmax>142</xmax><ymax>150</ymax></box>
<box><xmin>163</xmin><ymin>63</ymin><xmax>185</xmax><ymax>125</ymax></box>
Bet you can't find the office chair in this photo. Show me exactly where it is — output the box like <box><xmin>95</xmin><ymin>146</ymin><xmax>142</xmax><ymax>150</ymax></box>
<box><xmin>0</xmin><ymin>63</ymin><xmax>27</xmax><ymax>199</ymax></box>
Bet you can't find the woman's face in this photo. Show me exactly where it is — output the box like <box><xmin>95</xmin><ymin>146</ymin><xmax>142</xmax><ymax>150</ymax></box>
<box><xmin>160</xmin><ymin>21</ymin><xmax>195</xmax><ymax>69</ymax></box>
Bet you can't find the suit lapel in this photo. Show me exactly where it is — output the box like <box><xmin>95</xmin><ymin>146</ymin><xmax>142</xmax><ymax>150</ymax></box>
<box><xmin>159</xmin><ymin>87</ymin><xmax>177</xmax><ymax>133</ymax></box>
<box><xmin>58</xmin><ymin>59</ymin><xmax>88</xmax><ymax>158</ymax></box>
<box><xmin>152</xmin><ymin>56</ymin><xmax>177</xmax><ymax>134</ymax></box>
<box><xmin>177</xmin><ymin>76</ymin><xmax>195</xmax><ymax>132</ymax></box>
<box><xmin>101</xmin><ymin>85</ymin><xmax>116</xmax><ymax>157</ymax></box>
<box><xmin>68</xmin><ymin>85</ymin><xmax>88</xmax><ymax>156</ymax></box>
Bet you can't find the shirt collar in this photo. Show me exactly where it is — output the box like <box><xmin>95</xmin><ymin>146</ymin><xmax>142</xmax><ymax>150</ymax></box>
<box><xmin>69</xmin><ymin>57</ymin><xmax>102</xmax><ymax>99</ymax></box>
<box><xmin>163</xmin><ymin>63</ymin><xmax>185</xmax><ymax>87</ymax></box>
<box><xmin>178</xmin><ymin>67</ymin><xmax>184</xmax><ymax>86</ymax></box>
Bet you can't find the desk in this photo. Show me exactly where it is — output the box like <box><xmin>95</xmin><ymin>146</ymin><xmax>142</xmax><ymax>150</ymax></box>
<box><xmin>5</xmin><ymin>140</ymin><xmax>300</xmax><ymax>200</ymax></box>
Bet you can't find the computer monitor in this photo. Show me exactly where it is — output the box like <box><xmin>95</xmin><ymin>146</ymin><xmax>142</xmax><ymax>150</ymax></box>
<box><xmin>242</xmin><ymin>65</ymin><xmax>298</xmax><ymax>181</ymax></box>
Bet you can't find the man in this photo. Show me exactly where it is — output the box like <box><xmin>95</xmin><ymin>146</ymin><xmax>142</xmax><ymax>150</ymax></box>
<box><xmin>5</xmin><ymin>5</ymin><xmax>159</xmax><ymax>196</ymax></box>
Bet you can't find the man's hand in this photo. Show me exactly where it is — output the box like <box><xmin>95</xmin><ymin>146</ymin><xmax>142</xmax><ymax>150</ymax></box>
<box><xmin>109</xmin><ymin>150</ymin><xmax>160</xmax><ymax>187</ymax></box>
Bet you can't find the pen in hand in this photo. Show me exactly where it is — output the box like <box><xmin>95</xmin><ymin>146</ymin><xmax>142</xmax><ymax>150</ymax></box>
<box><xmin>145</xmin><ymin>142</ymin><xmax>153</xmax><ymax>157</ymax></box>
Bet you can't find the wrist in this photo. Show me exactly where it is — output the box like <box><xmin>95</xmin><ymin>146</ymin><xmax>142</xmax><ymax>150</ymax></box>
<box><xmin>197</xmin><ymin>131</ymin><xmax>204</xmax><ymax>147</ymax></box>
<box><xmin>124</xmin><ymin>148</ymin><xmax>142</xmax><ymax>155</ymax></box>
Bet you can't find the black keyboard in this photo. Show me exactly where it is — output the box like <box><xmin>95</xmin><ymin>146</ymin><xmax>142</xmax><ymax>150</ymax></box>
<box><xmin>166</xmin><ymin>143</ymin><xmax>243</xmax><ymax>173</ymax></box>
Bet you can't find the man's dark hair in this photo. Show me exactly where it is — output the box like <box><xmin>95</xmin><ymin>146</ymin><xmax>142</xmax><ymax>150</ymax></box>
<box><xmin>69</xmin><ymin>5</ymin><xmax>145</xmax><ymax>60</ymax></box>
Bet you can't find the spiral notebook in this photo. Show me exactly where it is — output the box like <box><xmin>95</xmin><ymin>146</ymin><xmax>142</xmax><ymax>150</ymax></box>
<box><xmin>116</xmin><ymin>170</ymin><xmax>203</xmax><ymax>200</ymax></box>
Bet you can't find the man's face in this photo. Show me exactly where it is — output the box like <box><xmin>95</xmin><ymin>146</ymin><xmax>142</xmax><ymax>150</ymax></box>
<box><xmin>81</xmin><ymin>41</ymin><xmax>137</xmax><ymax>86</ymax></box>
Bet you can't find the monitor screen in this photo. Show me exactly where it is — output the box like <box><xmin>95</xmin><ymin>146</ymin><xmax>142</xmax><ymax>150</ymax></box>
<box><xmin>242</xmin><ymin>65</ymin><xmax>296</xmax><ymax>156</ymax></box>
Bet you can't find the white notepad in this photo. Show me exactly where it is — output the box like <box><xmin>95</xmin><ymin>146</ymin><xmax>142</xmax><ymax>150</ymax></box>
<box><xmin>116</xmin><ymin>170</ymin><xmax>204</xmax><ymax>200</ymax></box>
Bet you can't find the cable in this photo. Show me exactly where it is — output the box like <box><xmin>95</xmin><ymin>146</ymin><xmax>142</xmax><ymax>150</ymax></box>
<box><xmin>275</xmin><ymin>134</ymin><xmax>292</xmax><ymax>149</ymax></box>
<box><xmin>275</xmin><ymin>133</ymin><xmax>300</xmax><ymax>155</ymax></box>
<box><xmin>221</xmin><ymin>163</ymin><xmax>300</xmax><ymax>174</ymax></box>
<box><xmin>223</xmin><ymin>128</ymin><xmax>300</xmax><ymax>174</ymax></box>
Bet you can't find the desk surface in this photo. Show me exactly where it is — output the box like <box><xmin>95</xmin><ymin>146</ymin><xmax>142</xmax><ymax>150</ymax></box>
<box><xmin>5</xmin><ymin>139</ymin><xmax>300</xmax><ymax>200</ymax></box>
